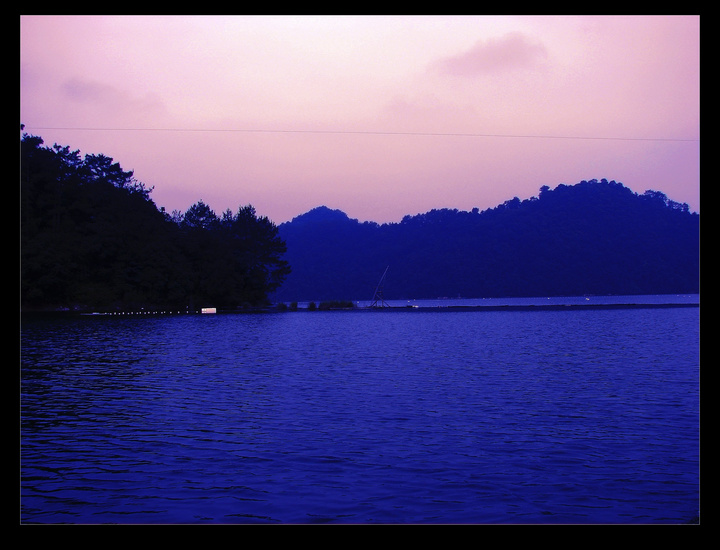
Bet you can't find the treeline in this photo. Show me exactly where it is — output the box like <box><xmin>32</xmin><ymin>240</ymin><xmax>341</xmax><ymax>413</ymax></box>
<box><xmin>20</xmin><ymin>129</ymin><xmax>290</xmax><ymax>311</ymax></box>
<box><xmin>275</xmin><ymin>179</ymin><xmax>699</xmax><ymax>302</ymax></box>
<box><xmin>20</xmin><ymin>127</ymin><xmax>699</xmax><ymax>310</ymax></box>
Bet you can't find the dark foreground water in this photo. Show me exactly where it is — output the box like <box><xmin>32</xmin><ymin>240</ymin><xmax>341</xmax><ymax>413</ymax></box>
<box><xmin>21</xmin><ymin>298</ymin><xmax>700</xmax><ymax>524</ymax></box>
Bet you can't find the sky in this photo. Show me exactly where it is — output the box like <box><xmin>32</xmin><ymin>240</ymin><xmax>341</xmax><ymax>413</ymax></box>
<box><xmin>20</xmin><ymin>15</ymin><xmax>700</xmax><ymax>224</ymax></box>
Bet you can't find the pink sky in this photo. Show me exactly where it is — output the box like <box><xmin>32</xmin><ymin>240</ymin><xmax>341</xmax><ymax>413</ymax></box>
<box><xmin>20</xmin><ymin>15</ymin><xmax>699</xmax><ymax>224</ymax></box>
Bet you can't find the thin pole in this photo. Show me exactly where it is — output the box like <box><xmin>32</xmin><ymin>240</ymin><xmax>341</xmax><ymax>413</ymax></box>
<box><xmin>370</xmin><ymin>266</ymin><xmax>390</xmax><ymax>308</ymax></box>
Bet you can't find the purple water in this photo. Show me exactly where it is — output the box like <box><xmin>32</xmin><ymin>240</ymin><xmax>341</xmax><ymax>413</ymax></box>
<box><xmin>21</xmin><ymin>301</ymin><xmax>700</xmax><ymax>523</ymax></box>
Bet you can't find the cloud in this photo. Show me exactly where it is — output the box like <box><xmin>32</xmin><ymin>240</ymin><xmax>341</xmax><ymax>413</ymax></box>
<box><xmin>61</xmin><ymin>77</ymin><xmax>167</xmax><ymax>119</ymax></box>
<box><xmin>433</xmin><ymin>32</ymin><xmax>548</xmax><ymax>76</ymax></box>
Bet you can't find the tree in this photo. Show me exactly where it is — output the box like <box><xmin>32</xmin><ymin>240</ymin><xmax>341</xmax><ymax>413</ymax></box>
<box><xmin>276</xmin><ymin>179</ymin><xmax>699</xmax><ymax>301</ymax></box>
<box><xmin>21</xmin><ymin>130</ymin><xmax>291</xmax><ymax>310</ymax></box>
<box><xmin>219</xmin><ymin>205</ymin><xmax>291</xmax><ymax>305</ymax></box>
<box><xmin>180</xmin><ymin>200</ymin><xmax>219</xmax><ymax>231</ymax></box>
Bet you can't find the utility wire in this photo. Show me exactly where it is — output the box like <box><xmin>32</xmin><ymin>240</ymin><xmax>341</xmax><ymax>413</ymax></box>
<box><xmin>26</xmin><ymin>126</ymin><xmax>699</xmax><ymax>143</ymax></box>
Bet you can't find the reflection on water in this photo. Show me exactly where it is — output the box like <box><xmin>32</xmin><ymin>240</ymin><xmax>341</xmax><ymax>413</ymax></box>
<box><xmin>21</xmin><ymin>301</ymin><xmax>699</xmax><ymax>524</ymax></box>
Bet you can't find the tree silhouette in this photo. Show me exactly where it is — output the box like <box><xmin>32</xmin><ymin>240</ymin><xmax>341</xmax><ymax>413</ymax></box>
<box><xmin>21</xmin><ymin>130</ymin><xmax>290</xmax><ymax>311</ymax></box>
<box><xmin>276</xmin><ymin>179</ymin><xmax>699</xmax><ymax>301</ymax></box>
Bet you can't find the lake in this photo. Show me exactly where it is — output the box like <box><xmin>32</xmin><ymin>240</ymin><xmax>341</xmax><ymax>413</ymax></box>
<box><xmin>20</xmin><ymin>296</ymin><xmax>700</xmax><ymax>524</ymax></box>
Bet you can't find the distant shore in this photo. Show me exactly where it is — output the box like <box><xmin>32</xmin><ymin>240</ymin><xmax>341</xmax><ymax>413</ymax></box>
<box><xmin>280</xmin><ymin>302</ymin><xmax>699</xmax><ymax>313</ymax></box>
<box><xmin>21</xmin><ymin>301</ymin><xmax>699</xmax><ymax>317</ymax></box>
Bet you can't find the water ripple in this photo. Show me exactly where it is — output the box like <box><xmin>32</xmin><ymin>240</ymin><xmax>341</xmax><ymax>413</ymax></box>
<box><xmin>21</xmin><ymin>307</ymin><xmax>699</xmax><ymax>523</ymax></box>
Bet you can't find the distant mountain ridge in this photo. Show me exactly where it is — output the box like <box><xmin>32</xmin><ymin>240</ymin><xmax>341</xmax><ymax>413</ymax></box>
<box><xmin>274</xmin><ymin>179</ymin><xmax>699</xmax><ymax>302</ymax></box>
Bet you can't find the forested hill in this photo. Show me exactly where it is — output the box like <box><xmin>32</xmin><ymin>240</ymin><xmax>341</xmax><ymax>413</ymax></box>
<box><xmin>274</xmin><ymin>180</ymin><xmax>699</xmax><ymax>302</ymax></box>
<box><xmin>21</xmin><ymin>130</ymin><xmax>290</xmax><ymax>312</ymax></box>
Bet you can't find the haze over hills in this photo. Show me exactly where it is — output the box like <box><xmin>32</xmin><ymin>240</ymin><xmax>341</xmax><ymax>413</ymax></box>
<box><xmin>273</xmin><ymin>179</ymin><xmax>699</xmax><ymax>303</ymax></box>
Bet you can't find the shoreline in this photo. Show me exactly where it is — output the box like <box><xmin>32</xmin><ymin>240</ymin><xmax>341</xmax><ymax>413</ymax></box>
<box><xmin>283</xmin><ymin>302</ymin><xmax>699</xmax><ymax>313</ymax></box>
<box><xmin>21</xmin><ymin>301</ymin><xmax>699</xmax><ymax>317</ymax></box>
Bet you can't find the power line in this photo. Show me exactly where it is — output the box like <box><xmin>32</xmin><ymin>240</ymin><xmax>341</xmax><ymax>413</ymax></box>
<box><xmin>26</xmin><ymin>126</ymin><xmax>699</xmax><ymax>143</ymax></box>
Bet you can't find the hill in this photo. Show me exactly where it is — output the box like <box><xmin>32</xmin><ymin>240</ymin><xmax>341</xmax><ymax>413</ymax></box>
<box><xmin>273</xmin><ymin>179</ymin><xmax>699</xmax><ymax>302</ymax></box>
<box><xmin>21</xmin><ymin>130</ymin><xmax>290</xmax><ymax>311</ymax></box>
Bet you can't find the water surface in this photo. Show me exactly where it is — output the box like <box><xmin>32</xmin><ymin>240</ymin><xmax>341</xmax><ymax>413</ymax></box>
<box><xmin>21</xmin><ymin>299</ymin><xmax>700</xmax><ymax>523</ymax></box>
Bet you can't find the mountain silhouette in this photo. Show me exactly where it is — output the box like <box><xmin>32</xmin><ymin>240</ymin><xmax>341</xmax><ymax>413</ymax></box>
<box><xmin>273</xmin><ymin>179</ymin><xmax>699</xmax><ymax>302</ymax></box>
